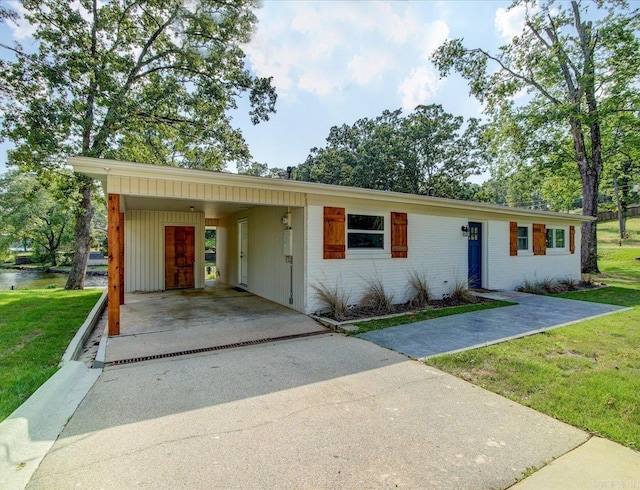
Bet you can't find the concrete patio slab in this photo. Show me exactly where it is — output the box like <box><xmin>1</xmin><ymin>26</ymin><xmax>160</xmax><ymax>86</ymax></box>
<box><xmin>358</xmin><ymin>293</ymin><xmax>627</xmax><ymax>359</ymax></box>
<box><xmin>26</xmin><ymin>335</ymin><xmax>588</xmax><ymax>489</ymax></box>
<box><xmin>106</xmin><ymin>284</ymin><xmax>328</xmax><ymax>363</ymax></box>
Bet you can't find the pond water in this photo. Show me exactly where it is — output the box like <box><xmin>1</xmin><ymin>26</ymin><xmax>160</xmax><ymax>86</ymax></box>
<box><xmin>0</xmin><ymin>270</ymin><xmax>107</xmax><ymax>290</ymax></box>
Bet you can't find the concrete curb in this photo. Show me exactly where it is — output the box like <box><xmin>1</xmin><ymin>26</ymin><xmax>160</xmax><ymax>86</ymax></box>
<box><xmin>60</xmin><ymin>289</ymin><xmax>108</xmax><ymax>366</ymax></box>
<box><xmin>0</xmin><ymin>361</ymin><xmax>101</xmax><ymax>490</ymax></box>
<box><xmin>93</xmin><ymin>321</ymin><xmax>109</xmax><ymax>369</ymax></box>
<box><xmin>0</xmin><ymin>291</ymin><xmax>106</xmax><ymax>490</ymax></box>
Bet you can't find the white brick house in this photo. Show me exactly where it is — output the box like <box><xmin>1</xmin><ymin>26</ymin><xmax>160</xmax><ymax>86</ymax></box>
<box><xmin>70</xmin><ymin>157</ymin><xmax>587</xmax><ymax>334</ymax></box>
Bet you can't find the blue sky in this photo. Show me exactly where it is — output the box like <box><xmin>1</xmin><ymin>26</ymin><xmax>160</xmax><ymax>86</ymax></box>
<box><xmin>0</xmin><ymin>0</ymin><xmax>529</xmax><ymax>176</ymax></box>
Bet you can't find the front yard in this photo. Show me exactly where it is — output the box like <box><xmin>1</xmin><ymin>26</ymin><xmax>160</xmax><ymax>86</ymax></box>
<box><xmin>0</xmin><ymin>289</ymin><xmax>103</xmax><ymax>421</ymax></box>
<box><xmin>426</xmin><ymin>247</ymin><xmax>640</xmax><ymax>450</ymax></box>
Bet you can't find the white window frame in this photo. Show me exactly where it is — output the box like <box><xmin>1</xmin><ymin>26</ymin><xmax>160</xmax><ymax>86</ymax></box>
<box><xmin>345</xmin><ymin>211</ymin><xmax>389</xmax><ymax>258</ymax></box>
<box><xmin>546</xmin><ymin>227</ymin><xmax>567</xmax><ymax>252</ymax></box>
<box><xmin>517</xmin><ymin>225</ymin><xmax>531</xmax><ymax>254</ymax></box>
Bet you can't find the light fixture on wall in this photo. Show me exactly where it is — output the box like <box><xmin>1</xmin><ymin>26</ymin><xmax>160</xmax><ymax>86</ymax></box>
<box><xmin>190</xmin><ymin>206</ymin><xmax>194</xmax><ymax>212</ymax></box>
<box><xmin>461</xmin><ymin>225</ymin><xmax>469</xmax><ymax>237</ymax></box>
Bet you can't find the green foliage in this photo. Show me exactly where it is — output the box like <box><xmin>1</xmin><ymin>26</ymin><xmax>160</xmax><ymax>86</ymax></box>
<box><xmin>0</xmin><ymin>289</ymin><xmax>103</xmax><ymax>421</ymax></box>
<box><xmin>0</xmin><ymin>170</ymin><xmax>76</xmax><ymax>265</ymax></box>
<box><xmin>295</xmin><ymin>105</ymin><xmax>487</xmax><ymax>199</ymax></box>
<box><xmin>432</xmin><ymin>0</ymin><xmax>640</xmax><ymax>272</ymax></box>
<box><xmin>0</xmin><ymin>0</ymin><xmax>276</xmax><ymax>287</ymax></box>
<box><xmin>0</xmin><ymin>0</ymin><xmax>276</xmax><ymax>170</ymax></box>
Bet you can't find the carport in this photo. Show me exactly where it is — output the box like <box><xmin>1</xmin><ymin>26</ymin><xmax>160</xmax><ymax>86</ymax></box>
<box><xmin>70</xmin><ymin>157</ymin><xmax>307</xmax><ymax>338</ymax></box>
<box><xmin>103</xmin><ymin>282</ymin><xmax>328</xmax><ymax>366</ymax></box>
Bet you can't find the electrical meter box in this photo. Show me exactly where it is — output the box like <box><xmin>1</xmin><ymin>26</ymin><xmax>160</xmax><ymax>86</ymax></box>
<box><xmin>283</xmin><ymin>228</ymin><xmax>293</xmax><ymax>256</ymax></box>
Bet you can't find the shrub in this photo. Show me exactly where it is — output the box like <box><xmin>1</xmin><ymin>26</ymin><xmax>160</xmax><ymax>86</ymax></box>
<box><xmin>559</xmin><ymin>276</ymin><xmax>579</xmax><ymax>291</ymax></box>
<box><xmin>446</xmin><ymin>281</ymin><xmax>477</xmax><ymax>304</ymax></box>
<box><xmin>407</xmin><ymin>270</ymin><xmax>430</xmax><ymax>309</ymax></box>
<box><xmin>311</xmin><ymin>281</ymin><xmax>350</xmax><ymax>321</ymax></box>
<box><xmin>358</xmin><ymin>275</ymin><xmax>395</xmax><ymax>316</ymax></box>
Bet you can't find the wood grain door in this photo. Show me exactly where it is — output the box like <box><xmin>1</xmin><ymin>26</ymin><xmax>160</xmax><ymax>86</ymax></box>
<box><xmin>165</xmin><ymin>226</ymin><xmax>195</xmax><ymax>289</ymax></box>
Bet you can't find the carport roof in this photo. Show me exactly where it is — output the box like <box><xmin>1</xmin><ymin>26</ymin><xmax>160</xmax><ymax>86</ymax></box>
<box><xmin>69</xmin><ymin>156</ymin><xmax>591</xmax><ymax>223</ymax></box>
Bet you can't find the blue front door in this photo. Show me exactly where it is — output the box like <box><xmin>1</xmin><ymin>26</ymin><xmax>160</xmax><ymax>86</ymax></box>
<box><xmin>468</xmin><ymin>222</ymin><xmax>482</xmax><ymax>289</ymax></box>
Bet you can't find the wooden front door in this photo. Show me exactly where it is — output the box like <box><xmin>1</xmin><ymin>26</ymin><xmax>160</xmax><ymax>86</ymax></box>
<box><xmin>165</xmin><ymin>226</ymin><xmax>195</xmax><ymax>289</ymax></box>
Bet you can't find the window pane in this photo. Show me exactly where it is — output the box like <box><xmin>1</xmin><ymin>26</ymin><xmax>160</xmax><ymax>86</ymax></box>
<box><xmin>348</xmin><ymin>214</ymin><xmax>384</xmax><ymax>231</ymax></box>
<box><xmin>517</xmin><ymin>226</ymin><xmax>528</xmax><ymax>250</ymax></box>
<box><xmin>556</xmin><ymin>229</ymin><xmax>565</xmax><ymax>248</ymax></box>
<box><xmin>348</xmin><ymin>232</ymin><xmax>384</xmax><ymax>249</ymax></box>
<box><xmin>546</xmin><ymin>229</ymin><xmax>553</xmax><ymax>248</ymax></box>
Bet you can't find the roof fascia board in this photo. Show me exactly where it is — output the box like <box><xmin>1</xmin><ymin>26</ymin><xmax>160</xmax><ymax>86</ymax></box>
<box><xmin>68</xmin><ymin>156</ymin><xmax>593</xmax><ymax>223</ymax></box>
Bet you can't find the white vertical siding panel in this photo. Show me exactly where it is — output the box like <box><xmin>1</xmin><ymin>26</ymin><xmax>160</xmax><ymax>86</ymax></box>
<box><xmin>125</xmin><ymin>210</ymin><xmax>205</xmax><ymax>292</ymax></box>
<box><xmin>245</xmin><ymin>206</ymin><xmax>298</xmax><ymax>310</ymax></box>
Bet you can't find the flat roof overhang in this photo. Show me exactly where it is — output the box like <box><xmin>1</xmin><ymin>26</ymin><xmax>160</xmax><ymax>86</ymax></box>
<box><xmin>69</xmin><ymin>156</ymin><xmax>593</xmax><ymax>224</ymax></box>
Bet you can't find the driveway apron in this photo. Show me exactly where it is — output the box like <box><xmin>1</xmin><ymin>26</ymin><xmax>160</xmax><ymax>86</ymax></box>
<box><xmin>358</xmin><ymin>292</ymin><xmax>627</xmax><ymax>359</ymax></box>
<box><xmin>26</xmin><ymin>334</ymin><xmax>587</xmax><ymax>489</ymax></box>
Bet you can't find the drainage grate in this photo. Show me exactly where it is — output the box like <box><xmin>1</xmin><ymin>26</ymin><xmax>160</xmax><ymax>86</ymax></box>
<box><xmin>105</xmin><ymin>330</ymin><xmax>329</xmax><ymax>366</ymax></box>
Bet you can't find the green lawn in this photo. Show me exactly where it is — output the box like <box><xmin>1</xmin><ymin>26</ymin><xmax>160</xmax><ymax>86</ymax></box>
<box><xmin>0</xmin><ymin>289</ymin><xmax>103</xmax><ymax>421</ymax></box>
<box><xmin>426</xmin><ymin>247</ymin><xmax>640</xmax><ymax>450</ymax></box>
<box><xmin>352</xmin><ymin>300</ymin><xmax>515</xmax><ymax>335</ymax></box>
<box><xmin>598</xmin><ymin>216</ymin><xmax>640</xmax><ymax>247</ymax></box>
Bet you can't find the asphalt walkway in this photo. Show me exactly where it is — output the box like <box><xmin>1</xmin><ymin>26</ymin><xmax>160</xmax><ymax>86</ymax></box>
<box><xmin>358</xmin><ymin>291</ymin><xmax>627</xmax><ymax>358</ymax></box>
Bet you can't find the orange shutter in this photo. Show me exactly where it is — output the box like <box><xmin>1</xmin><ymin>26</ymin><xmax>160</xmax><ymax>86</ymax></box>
<box><xmin>509</xmin><ymin>222</ymin><xmax>518</xmax><ymax>256</ymax></box>
<box><xmin>391</xmin><ymin>212</ymin><xmax>408</xmax><ymax>258</ymax></box>
<box><xmin>323</xmin><ymin>207</ymin><xmax>345</xmax><ymax>259</ymax></box>
<box><xmin>533</xmin><ymin>223</ymin><xmax>546</xmax><ymax>255</ymax></box>
<box><xmin>569</xmin><ymin>225</ymin><xmax>575</xmax><ymax>254</ymax></box>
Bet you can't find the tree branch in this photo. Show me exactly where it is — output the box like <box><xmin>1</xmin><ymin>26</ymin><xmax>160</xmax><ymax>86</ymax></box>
<box><xmin>471</xmin><ymin>48</ymin><xmax>561</xmax><ymax>105</ymax></box>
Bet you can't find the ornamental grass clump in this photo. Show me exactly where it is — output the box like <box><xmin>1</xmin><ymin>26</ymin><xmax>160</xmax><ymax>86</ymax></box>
<box><xmin>358</xmin><ymin>276</ymin><xmax>395</xmax><ymax>316</ymax></box>
<box><xmin>311</xmin><ymin>281</ymin><xmax>350</xmax><ymax>321</ymax></box>
<box><xmin>447</xmin><ymin>281</ymin><xmax>477</xmax><ymax>304</ymax></box>
<box><xmin>407</xmin><ymin>270</ymin><xmax>430</xmax><ymax>309</ymax></box>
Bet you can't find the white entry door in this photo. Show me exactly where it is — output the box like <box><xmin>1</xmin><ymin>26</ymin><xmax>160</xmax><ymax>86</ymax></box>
<box><xmin>239</xmin><ymin>219</ymin><xmax>248</xmax><ymax>286</ymax></box>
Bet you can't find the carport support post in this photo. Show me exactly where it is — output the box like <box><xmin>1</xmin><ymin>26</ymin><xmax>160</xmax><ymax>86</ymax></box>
<box><xmin>107</xmin><ymin>193</ymin><xmax>121</xmax><ymax>336</ymax></box>
<box><xmin>119</xmin><ymin>212</ymin><xmax>124</xmax><ymax>306</ymax></box>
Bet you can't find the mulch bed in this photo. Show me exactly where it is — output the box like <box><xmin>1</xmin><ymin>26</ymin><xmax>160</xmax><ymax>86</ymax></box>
<box><xmin>320</xmin><ymin>296</ymin><xmax>493</xmax><ymax>322</ymax></box>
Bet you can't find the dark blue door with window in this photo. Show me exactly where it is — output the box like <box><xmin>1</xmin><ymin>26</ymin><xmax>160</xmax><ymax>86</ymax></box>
<box><xmin>468</xmin><ymin>222</ymin><xmax>482</xmax><ymax>289</ymax></box>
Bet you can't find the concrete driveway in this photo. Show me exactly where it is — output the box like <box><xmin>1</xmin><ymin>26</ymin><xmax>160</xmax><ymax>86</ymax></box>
<box><xmin>359</xmin><ymin>291</ymin><xmax>627</xmax><ymax>359</ymax></box>
<box><xmin>106</xmin><ymin>285</ymin><xmax>328</xmax><ymax>365</ymax></box>
<box><xmin>27</xmin><ymin>333</ymin><xmax>587</xmax><ymax>489</ymax></box>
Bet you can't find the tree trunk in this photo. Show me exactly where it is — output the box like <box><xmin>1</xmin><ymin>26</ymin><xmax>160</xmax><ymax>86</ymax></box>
<box><xmin>579</xmin><ymin>165</ymin><xmax>599</xmax><ymax>273</ymax></box>
<box><xmin>65</xmin><ymin>176</ymin><xmax>94</xmax><ymax>289</ymax></box>
<box><xmin>613</xmin><ymin>174</ymin><xmax>626</xmax><ymax>239</ymax></box>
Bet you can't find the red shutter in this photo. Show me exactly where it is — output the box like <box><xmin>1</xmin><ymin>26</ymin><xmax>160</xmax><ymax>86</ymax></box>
<box><xmin>509</xmin><ymin>222</ymin><xmax>518</xmax><ymax>256</ymax></box>
<box><xmin>533</xmin><ymin>223</ymin><xmax>546</xmax><ymax>255</ymax></box>
<box><xmin>391</xmin><ymin>212</ymin><xmax>408</xmax><ymax>258</ymax></box>
<box><xmin>323</xmin><ymin>207</ymin><xmax>345</xmax><ymax>259</ymax></box>
<box><xmin>569</xmin><ymin>225</ymin><xmax>575</xmax><ymax>254</ymax></box>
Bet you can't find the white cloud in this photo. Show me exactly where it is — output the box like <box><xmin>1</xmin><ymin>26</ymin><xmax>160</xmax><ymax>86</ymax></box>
<box><xmin>398</xmin><ymin>66</ymin><xmax>442</xmax><ymax>111</ymax></box>
<box><xmin>5</xmin><ymin>1</ymin><xmax>37</xmax><ymax>40</ymax></box>
<box><xmin>495</xmin><ymin>3</ymin><xmax>531</xmax><ymax>41</ymax></box>
<box><xmin>244</xmin><ymin>1</ymin><xmax>451</xmax><ymax>105</ymax></box>
<box><xmin>348</xmin><ymin>49</ymin><xmax>394</xmax><ymax>85</ymax></box>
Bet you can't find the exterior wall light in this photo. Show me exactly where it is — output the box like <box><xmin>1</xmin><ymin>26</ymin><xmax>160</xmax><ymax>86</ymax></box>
<box><xmin>461</xmin><ymin>225</ymin><xmax>469</xmax><ymax>237</ymax></box>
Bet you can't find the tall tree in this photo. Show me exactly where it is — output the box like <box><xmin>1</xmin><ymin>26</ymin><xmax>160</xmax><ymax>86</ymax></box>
<box><xmin>0</xmin><ymin>170</ymin><xmax>76</xmax><ymax>266</ymax></box>
<box><xmin>295</xmin><ymin>105</ymin><xmax>485</xmax><ymax>199</ymax></box>
<box><xmin>0</xmin><ymin>0</ymin><xmax>276</xmax><ymax>288</ymax></box>
<box><xmin>432</xmin><ymin>0</ymin><xmax>640</xmax><ymax>273</ymax></box>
